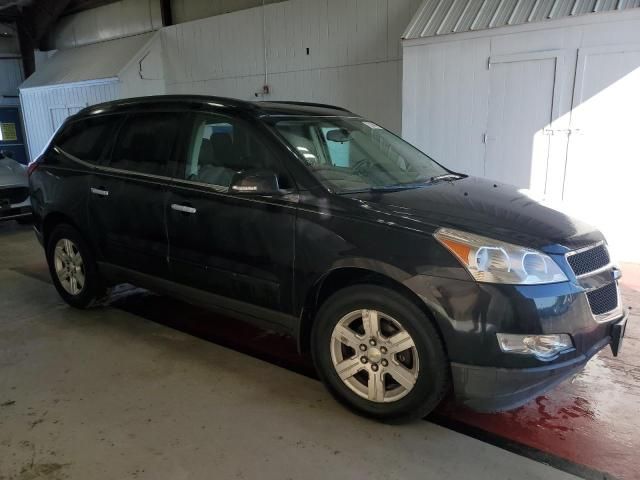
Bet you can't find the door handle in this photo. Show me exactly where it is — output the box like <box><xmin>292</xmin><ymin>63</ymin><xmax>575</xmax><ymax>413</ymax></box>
<box><xmin>171</xmin><ymin>203</ymin><xmax>197</xmax><ymax>214</ymax></box>
<box><xmin>90</xmin><ymin>187</ymin><xmax>109</xmax><ymax>197</ymax></box>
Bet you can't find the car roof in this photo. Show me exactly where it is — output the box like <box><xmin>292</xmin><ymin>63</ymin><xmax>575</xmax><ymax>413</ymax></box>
<box><xmin>76</xmin><ymin>95</ymin><xmax>356</xmax><ymax>119</ymax></box>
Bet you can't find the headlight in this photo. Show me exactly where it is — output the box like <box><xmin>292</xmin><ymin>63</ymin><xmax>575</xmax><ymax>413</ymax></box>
<box><xmin>434</xmin><ymin>227</ymin><xmax>568</xmax><ymax>284</ymax></box>
<box><xmin>497</xmin><ymin>333</ymin><xmax>573</xmax><ymax>360</ymax></box>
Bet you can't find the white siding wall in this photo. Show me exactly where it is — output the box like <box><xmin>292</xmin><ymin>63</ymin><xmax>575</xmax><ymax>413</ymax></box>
<box><xmin>20</xmin><ymin>81</ymin><xmax>120</xmax><ymax>160</ymax></box>
<box><xmin>162</xmin><ymin>0</ymin><xmax>422</xmax><ymax>133</ymax></box>
<box><xmin>402</xmin><ymin>9</ymin><xmax>640</xmax><ymax>261</ymax></box>
<box><xmin>119</xmin><ymin>34</ymin><xmax>166</xmax><ymax>98</ymax></box>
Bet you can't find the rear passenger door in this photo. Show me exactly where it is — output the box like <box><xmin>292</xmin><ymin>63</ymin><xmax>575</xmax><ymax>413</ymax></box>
<box><xmin>166</xmin><ymin>111</ymin><xmax>298</xmax><ymax>323</ymax></box>
<box><xmin>46</xmin><ymin>114</ymin><xmax>122</xmax><ymax>242</ymax></box>
<box><xmin>88</xmin><ymin>112</ymin><xmax>183</xmax><ymax>278</ymax></box>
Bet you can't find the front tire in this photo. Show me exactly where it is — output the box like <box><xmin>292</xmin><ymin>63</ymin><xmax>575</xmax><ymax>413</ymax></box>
<box><xmin>46</xmin><ymin>224</ymin><xmax>106</xmax><ymax>309</ymax></box>
<box><xmin>311</xmin><ymin>284</ymin><xmax>449</xmax><ymax>423</ymax></box>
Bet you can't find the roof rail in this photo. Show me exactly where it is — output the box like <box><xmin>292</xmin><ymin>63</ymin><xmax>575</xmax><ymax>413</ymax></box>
<box><xmin>261</xmin><ymin>101</ymin><xmax>353</xmax><ymax>113</ymax></box>
<box><xmin>77</xmin><ymin>95</ymin><xmax>255</xmax><ymax>116</ymax></box>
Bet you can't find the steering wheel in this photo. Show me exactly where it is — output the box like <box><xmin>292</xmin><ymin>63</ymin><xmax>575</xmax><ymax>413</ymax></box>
<box><xmin>352</xmin><ymin>158</ymin><xmax>373</xmax><ymax>175</ymax></box>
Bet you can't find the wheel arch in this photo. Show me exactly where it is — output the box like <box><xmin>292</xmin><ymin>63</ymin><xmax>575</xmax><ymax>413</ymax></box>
<box><xmin>42</xmin><ymin>212</ymin><xmax>81</xmax><ymax>250</ymax></box>
<box><xmin>297</xmin><ymin>266</ymin><xmax>447</xmax><ymax>356</ymax></box>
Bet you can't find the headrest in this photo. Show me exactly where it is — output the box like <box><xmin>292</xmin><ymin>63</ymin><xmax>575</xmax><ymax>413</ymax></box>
<box><xmin>198</xmin><ymin>138</ymin><xmax>214</xmax><ymax>166</ymax></box>
<box><xmin>210</xmin><ymin>132</ymin><xmax>244</xmax><ymax>169</ymax></box>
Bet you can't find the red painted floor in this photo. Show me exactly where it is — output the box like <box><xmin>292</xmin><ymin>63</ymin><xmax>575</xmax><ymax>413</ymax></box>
<box><xmin>16</xmin><ymin>260</ymin><xmax>640</xmax><ymax>479</ymax></box>
<box><xmin>437</xmin><ymin>263</ymin><xmax>640</xmax><ymax>480</ymax></box>
<box><xmin>437</xmin><ymin>281</ymin><xmax>639</xmax><ymax>479</ymax></box>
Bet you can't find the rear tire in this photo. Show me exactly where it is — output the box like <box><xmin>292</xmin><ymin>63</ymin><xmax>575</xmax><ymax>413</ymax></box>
<box><xmin>311</xmin><ymin>284</ymin><xmax>449</xmax><ymax>423</ymax></box>
<box><xmin>46</xmin><ymin>224</ymin><xmax>106</xmax><ymax>309</ymax></box>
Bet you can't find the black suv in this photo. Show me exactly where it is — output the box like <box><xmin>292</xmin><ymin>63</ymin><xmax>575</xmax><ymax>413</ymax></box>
<box><xmin>29</xmin><ymin>95</ymin><xmax>627</xmax><ymax>422</ymax></box>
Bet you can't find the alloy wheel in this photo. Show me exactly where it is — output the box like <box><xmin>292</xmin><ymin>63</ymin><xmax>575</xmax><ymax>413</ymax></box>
<box><xmin>330</xmin><ymin>309</ymin><xmax>420</xmax><ymax>403</ymax></box>
<box><xmin>53</xmin><ymin>238</ymin><xmax>86</xmax><ymax>296</ymax></box>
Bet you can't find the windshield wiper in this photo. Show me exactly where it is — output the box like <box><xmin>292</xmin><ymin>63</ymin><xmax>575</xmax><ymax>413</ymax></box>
<box><xmin>338</xmin><ymin>174</ymin><xmax>465</xmax><ymax>194</ymax></box>
<box><xmin>429</xmin><ymin>173</ymin><xmax>464</xmax><ymax>183</ymax></box>
<box><xmin>369</xmin><ymin>184</ymin><xmax>424</xmax><ymax>192</ymax></box>
<box><xmin>338</xmin><ymin>184</ymin><xmax>423</xmax><ymax>194</ymax></box>
<box><xmin>385</xmin><ymin>173</ymin><xmax>465</xmax><ymax>187</ymax></box>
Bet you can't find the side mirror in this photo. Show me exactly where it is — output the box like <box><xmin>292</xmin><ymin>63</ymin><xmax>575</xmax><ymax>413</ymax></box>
<box><xmin>230</xmin><ymin>169</ymin><xmax>281</xmax><ymax>195</ymax></box>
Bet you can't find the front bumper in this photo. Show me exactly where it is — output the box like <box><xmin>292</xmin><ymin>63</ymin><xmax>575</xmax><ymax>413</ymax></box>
<box><xmin>0</xmin><ymin>204</ymin><xmax>32</xmax><ymax>221</ymax></box>
<box><xmin>451</xmin><ymin>313</ymin><xmax>626</xmax><ymax>412</ymax></box>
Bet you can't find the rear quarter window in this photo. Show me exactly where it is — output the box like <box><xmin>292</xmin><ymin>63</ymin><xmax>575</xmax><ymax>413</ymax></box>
<box><xmin>54</xmin><ymin>115</ymin><xmax>122</xmax><ymax>163</ymax></box>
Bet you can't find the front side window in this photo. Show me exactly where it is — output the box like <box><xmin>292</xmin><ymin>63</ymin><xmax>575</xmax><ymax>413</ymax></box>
<box><xmin>109</xmin><ymin>113</ymin><xmax>180</xmax><ymax>176</ymax></box>
<box><xmin>183</xmin><ymin>113</ymin><xmax>289</xmax><ymax>190</ymax></box>
<box><xmin>271</xmin><ymin>117</ymin><xmax>450</xmax><ymax>193</ymax></box>
<box><xmin>55</xmin><ymin>115</ymin><xmax>121</xmax><ymax>163</ymax></box>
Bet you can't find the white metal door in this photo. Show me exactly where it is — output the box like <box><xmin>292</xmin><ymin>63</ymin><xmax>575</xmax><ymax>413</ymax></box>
<box><xmin>485</xmin><ymin>51</ymin><xmax>564</xmax><ymax>194</ymax></box>
<box><xmin>563</xmin><ymin>44</ymin><xmax>640</xmax><ymax>261</ymax></box>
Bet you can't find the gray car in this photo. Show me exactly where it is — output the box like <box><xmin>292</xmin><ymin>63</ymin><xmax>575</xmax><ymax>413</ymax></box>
<box><xmin>0</xmin><ymin>151</ymin><xmax>31</xmax><ymax>223</ymax></box>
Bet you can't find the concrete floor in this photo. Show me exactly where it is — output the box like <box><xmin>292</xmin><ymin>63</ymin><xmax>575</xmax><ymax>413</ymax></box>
<box><xmin>0</xmin><ymin>223</ymin><xmax>589</xmax><ymax>480</ymax></box>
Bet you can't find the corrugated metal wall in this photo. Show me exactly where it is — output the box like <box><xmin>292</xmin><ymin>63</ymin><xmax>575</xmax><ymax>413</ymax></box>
<box><xmin>162</xmin><ymin>0</ymin><xmax>422</xmax><ymax>133</ymax></box>
<box><xmin>20</xmin><ymin>81</ymin><xmax>120</xmax><ymax>159</ymax></box>
<box><xmin>404</xmin><ymin>0</ymin><xmax>640</xmax><ymax>39</ymax></box>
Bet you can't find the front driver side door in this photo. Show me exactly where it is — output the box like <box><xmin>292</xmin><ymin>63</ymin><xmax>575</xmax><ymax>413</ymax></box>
<box><xmin>166</xmin><ymin>111</ymin><xmax>298</xmax><ymax>330</ymax></box>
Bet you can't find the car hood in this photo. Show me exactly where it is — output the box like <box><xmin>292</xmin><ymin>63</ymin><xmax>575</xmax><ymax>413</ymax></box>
<box><xmin>348</xmin><ymin>176</ymin><xmax>602</xmax><ymax>253</ymax></box>
<box><xmin>0</xmin><ymin>158</ymin><xmax>27</xmax><ymax>187</ymax></box>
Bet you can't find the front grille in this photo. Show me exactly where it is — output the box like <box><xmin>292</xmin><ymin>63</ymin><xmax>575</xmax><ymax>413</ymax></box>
<box><xmin>0</xmin><ymin>186</ymin><xmax>29</xmax><ymax>205</ymax></box>
<box><xmin>586</xmin><ymin>282</ymin><xmax>618</xmax><ymax>316</ymax></box>
<box><xmin>567</xmin><ymin>244</ymin><xmax>610</xmax><ymax>277</ymax></box>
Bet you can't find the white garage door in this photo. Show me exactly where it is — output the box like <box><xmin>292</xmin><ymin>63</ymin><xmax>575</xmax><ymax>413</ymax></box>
<box><xmin>563</xmin><ymin>45</ymin><xmax>640</xmax><ymax>261</ymax></box>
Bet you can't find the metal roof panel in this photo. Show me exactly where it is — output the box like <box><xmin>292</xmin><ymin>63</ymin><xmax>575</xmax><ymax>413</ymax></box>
<box><xmin>20</xmin><ymin>33</ymin><xmax>155</xmax><ymax>90</ymax></box>
<box><xmin>404</xmin><ymin>0</ymin><xmax>640</xmax><ymax>38</ymax></box>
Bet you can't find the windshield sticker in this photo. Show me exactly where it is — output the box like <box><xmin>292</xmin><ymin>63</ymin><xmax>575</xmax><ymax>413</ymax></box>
<box><xmin>362</xmin><ymin>121</ymin><xmax>382</xmax><ymax>130</ymax></box>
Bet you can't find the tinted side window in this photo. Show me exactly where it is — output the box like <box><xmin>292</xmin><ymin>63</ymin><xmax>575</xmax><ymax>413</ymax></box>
<box><xmin>184</xmin><ymin>113</ymin><xmax>291</xmax><ymax>189</ymax></box>
<box><xmin>110</xmin><ymin>113</ymin><xmax>180</xmax><ymax>176</ymax></box>
<box><xmin>55</xmin><ymin>115</ymin><xmax>121</xmax><ymax>162</ymax></box>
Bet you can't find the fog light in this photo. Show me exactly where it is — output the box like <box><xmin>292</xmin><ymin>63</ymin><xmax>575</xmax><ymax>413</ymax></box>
<box><xmin>496</xmin><ymin>333</ymin><xmax>573</xmax><ymax>360</ymax></box>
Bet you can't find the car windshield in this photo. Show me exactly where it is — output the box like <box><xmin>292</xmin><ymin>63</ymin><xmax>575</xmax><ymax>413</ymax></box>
<box><xmin>270</xmin><ymin>116</ymin><xmax>451</xmax><ymax>193</ymax></box>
